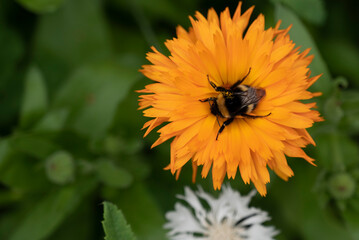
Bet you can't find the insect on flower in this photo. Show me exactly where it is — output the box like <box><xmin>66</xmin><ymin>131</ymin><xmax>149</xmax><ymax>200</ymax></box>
<box><xmin>138</xmin><ymin>2</ymin><xmax>323</xmax><ymax>196</ymax></box>
<box><xmin>200</xmin><ymin>68</ymin><xmax>271</xmax><ymax>140</ymax></box>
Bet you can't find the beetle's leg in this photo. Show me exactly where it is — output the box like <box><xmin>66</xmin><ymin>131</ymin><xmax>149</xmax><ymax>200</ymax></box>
<box><xmin>215</xmin><ymin>116</ymin><xmax>221</xmax><ymax>127</ymax></box>
<box><xmin>207</xmin><ymin>75</ymin><xmax>226</xmax><ymax>92</ymax></box>
<box><xmin>241</xmin><ymin>112</ymin><xmax>271</xmax><ymax>119</ymax></box>
<box><xmin>216</xmin><ymin>117</ymin><xmax>234</xmax><ymax>140</ymax></box>
<box><xmin>231</xmin><ymin>68</ymin><xmax>251</xmax><ymax>90</ymax></box>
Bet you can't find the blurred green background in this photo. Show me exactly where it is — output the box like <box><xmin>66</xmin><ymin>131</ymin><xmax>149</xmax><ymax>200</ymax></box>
<box><xmin>0</xmin><ymin>0</ymin><xmax>359</xmax><ymax>239</ymax></box>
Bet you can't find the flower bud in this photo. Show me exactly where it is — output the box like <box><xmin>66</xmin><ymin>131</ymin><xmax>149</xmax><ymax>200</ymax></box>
<box><xmin>327</xmin><ymin>172</ymin><xmax>356</xmax><ymax>200</ymax></box>
<box><xmin>45</xmin><ymin>151</ymin><xmax>75</xmax><ymax>184</ymax></box>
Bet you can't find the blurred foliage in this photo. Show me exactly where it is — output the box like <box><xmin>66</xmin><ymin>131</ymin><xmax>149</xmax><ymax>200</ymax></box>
<box><xmin>0</xmin><ymin>0</ymin><xmax>358</xmax><ymax>239</ymax></box>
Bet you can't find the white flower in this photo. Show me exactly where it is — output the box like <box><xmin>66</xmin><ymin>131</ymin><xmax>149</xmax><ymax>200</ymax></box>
<box><xmin>164</xmin><ymin>185</ymin><xmax>278</xmax><ymax>240</ymax></box>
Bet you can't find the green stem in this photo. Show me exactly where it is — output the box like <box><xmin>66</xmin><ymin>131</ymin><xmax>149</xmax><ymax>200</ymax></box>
<box><xmin>330</xmin><ymin>132</ymin><xmax>346</xmax><ymax>172</ymax></box>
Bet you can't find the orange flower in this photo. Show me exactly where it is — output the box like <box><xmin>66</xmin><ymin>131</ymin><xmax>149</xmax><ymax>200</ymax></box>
<box><xmin>138</xmin><ymin>2</ymin><xmax>323</xmax><ymax>196</ymax></box>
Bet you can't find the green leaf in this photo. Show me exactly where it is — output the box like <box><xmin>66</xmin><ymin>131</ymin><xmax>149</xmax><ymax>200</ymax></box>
<box><xmin>48</xmin><ymin>200</ymin><xmax>96</xmax><ymax>240</ymax></box>
<box><xmin>33</xmin><ymin>109</ymin><xmax>68</xmax><ymax>132</ymax></box>
<box><xmin>16</xmin><ymin>0</ymin><xmax>65</xmax><ymax>14</ymax></box>
<box><xmin>0</xmin><ymin>152</ymin><xmax>50</xmax><ymax>192</ymax></box>
<box><xmin>54</xmin><ymin>61</ymin><xmax>140</xmax><ymax>139</ymax></box>
<box><xmin>275</xmin><ymin>4</ymin><xmax>332</xmax><ymax>97</ymax></box>
<box><xmin>342</xmin><ymin>207</ymin><xmax>359</xmax><ymax>239</ymax></box>
<box><xmin>0</xmin><ymin>26</ymin><xmax>24</xmax><ymax>87</ymax></box>
<box><xmin>110</xmin><ymin>0</ymin><xmax>196</xmax><ymax>26</ymax></box>
<box><xmin>102</xmin><ymin>201</ymin><xmax>136</xmax><ymax>240</ymax></box>
<box><xmin>321</xmin><ymin>39</ymin><xmax>359</xmax><ymax>87</ymax></box>
<box><xmin>112</xmin><ymin>80</ymin><xmax>148</xmax><ymax>137</ymax></box>
<box><xmin>105</xmin><ymin>183</ymin><xmax>167</xmax><ymax>240</ymax></box>
<box><xmin>323</xmin><ymin>96</ymin><xmax>343</xmax><ymax>125</ymax></box>
<box><xmin>0</xmin><ymin>25</ymin><xmax>24</xmax><ymax>130</ymax></box>
<box><xmin>20</xmin><ymin>66</ymin><xmax>48</xmax><ymax>129</ymax></box>
<box><xmin>271</xmin><ymin>0</ymin><xmax>326</xmax><ymax>25</ymax></box>
<box><xmin>9</xmin><ymin>133</ymin><xmax>59</xmax><ymax>159</ymax></box>
<box><xmin>102</xmin><ymin>135</ymin><xmax>143</xmax><ymax>156</ymax></box>
<box><xmin>97</xmin><ymin>159</ymin><xmax>133</xmax><ymax>189</ymax></box>
<box><xmin>339</xmin><ymin>90</ymin><xmax>359</xmax><ymax>135</ymax></box>
<box><xmin>0</xmin><ymin>190</ymin><xmax>21</xmax><ymax>206</ymax></box>
<box><xmin>323</xmin><ymin>78</ymin><xmax>347</xmax><ymax>125</ymax></box>
<box><xmin>34</xmin><ymin>0</ymin><xmax>112</xmax><ymax>89</ymax></box>
<box><xmin>0</xmin><ymin>139</ymin><xmax>10</xmax><ymax>170</ymax></box>
<box><xmin>8</xmin><ymin>179</ymin><xmax>97</xmax><ymax>240</ymax></box>
<box><xmin>271</xmin><ymin>165</ymin><xmax>354</xmax><ymax>240</ymax></box>
<box><xmin>316</xmin><ymin>132</ymin><xmax>359</xmax><ymax>170</ymax></box>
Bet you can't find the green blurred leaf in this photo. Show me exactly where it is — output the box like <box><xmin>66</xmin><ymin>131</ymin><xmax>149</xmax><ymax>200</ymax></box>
<box><xmin>97</xmin><ymin>159</ymin><xmax>133</xmax><ymax>189</ymax></box>
<box><xmin>34</xmin><ymin>0</ymin><xmax>112</xmax><ymax>90</ymax></box>
<box><xmin>110</xmin><ymin>0</ymin><xmax>195</xmax><ymax>26</ymax></box>
<box><xmin>102</xmin><ymin>136</ymin><xmax>123</xmax><ymax>156</ymax></box>
<box><xmin>54</xmin><ymin>61</ymin><xmax>140</xmax><ymax>139</ymax></box>
<box><xmin>271</xmin><ymin>164</ymin><xmax>354</xmax><ymax>240</ymax></box>
<box><xmin>0</xmin><ymin>26</ymin><xmax>23</xmax><ymax>86</ymax></box>
<box><xmin>316</xmin><ymin>132</ymin><xmax>359</xmax><ymax>170</ymax></box>
<box><xmin>0</xmin><ymin>207</ymin><xmax>23</xmax><ymax>240</ymax></box>
<box><xmin>1</xmin><ymin>136</ymin><xmax>53</xmax><ymax>192</ymax></box>
<box><xmin>20</xmin><ymin>66</ymin><xmax>48</xmax><ymax>129</ymax></box>
<box><xmin>324</xmin><ymin>96</ymin><xmax>343</xmax><ymax>125</ymax></box>
<box><xmin>9</xmin><ymin>133</ymin><xmax>59</xmax><ymax>159</ymax></box>
<box><xmin>49</xmin><ymin>199</ymin><xmax>96</xmax><ymax>240</ymax></box>
<box><xmin>102</xmin><ymin>201</ymin><xmax>136</xmax><ymax>240</ymax></box>
<box><xmin>321</xmin><ymin>39</ymin><xmax>359</xmax><ymax>87</ymax></box>
<box><xmin>314</xmin><ymin>170</ymin><xmax>330</xmax><ymax>208</ymax></box>
<box><xmin>0</xmin><ymin>25</ymin><xmax>24</xmax><ymax>130</ymax></box>
<box><xmin>0</xmin><ymin>152</ymin><xmax>50</xmax><ymax>192</ymax></box>
<box><xmin>122</xmin><ymin>155</ymin><xmax>150</xmax><ymax>180</ymax></box>
<box><xmin>342</xmin><ymin>207</ymin><xmax>359</xmax><ymax>239</ymax></box>
<box><xmin>34</xmin><ymin>109</ymin><xmax>68</xmax><ymax>132</ymax></box>
<box><xmin>271</xmin><ymin>0</ymin><xmax>326</xmax><ymax>25</ymax></box>
<box><xmin>9</xmin><ymin>179</ymin><xmax>97</xmax><ymax>240</ymax></box>
<box><xmin>102</xmin><ymin>135</ymin><xmax>143</xmax><ymax>156</ymax></box>
<box><xmin>113</xmin><ymin>80</ymin><xmax>146</xmax><ymax>136</ymax></box>
<box><xmin>275</xmin><ymin>4</ymin><xmax>332</xmax><ymax>97</ymax></box>
<box><xmin>0</xmin><ymin>190</ymin><xmax>21</xmax><ymax>206</ymax></box>
<box><xmin>16</xmin><ymin>0</ymin><xmax>65</xmax><ymax>14</ymax></box>
<box><xmin>0</xmin><ymin>139</ymin><xmax>10</xmax><ymax>169</ymax></box>
<box><xmin>339</xmin><ymin>90</ymin><xmax>359</xmax><ymax>135</ymax></box>
<box><xmin>1</xmin><ymin>135</ymin><xmax>57</xmax><ymax>192</ymax></box>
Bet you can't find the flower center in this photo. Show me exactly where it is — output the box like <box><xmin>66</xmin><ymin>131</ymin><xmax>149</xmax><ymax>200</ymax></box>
<box><xmin>208</xmin><ymin>220</ymin><xmax>243</xmax><ymax>240</ymax></box>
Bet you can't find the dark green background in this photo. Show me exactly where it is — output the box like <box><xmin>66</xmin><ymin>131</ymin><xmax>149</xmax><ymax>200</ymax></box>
<box><xmin>0</xmin><ymin>0</ymin><xmax>358</xmax><ymax>239</ymax></box>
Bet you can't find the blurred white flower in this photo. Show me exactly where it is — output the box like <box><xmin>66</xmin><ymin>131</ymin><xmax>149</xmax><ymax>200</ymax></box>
<box><xmin>164</xmin><ymin>185</ymin><xmax>278</xmax><ymax>240</ymax></box>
